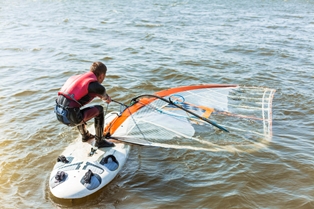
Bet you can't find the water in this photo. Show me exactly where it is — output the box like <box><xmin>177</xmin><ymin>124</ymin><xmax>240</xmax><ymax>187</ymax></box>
<box><xmin>1</xmin><ymin>0</ymin><xmax>314</xmax><ymax>208</ymax></box>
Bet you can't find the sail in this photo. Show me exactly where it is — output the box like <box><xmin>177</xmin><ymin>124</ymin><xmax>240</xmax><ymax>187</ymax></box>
<box><xmin>105</xmin><ymin>84</ymin><xmax>276</xmax><ymax>152</ymax></box>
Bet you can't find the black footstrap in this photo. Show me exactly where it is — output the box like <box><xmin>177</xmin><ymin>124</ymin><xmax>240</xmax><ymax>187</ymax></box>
<box><xmin>83</xmin><ymin>169</ymin><xmax>94</xmax><ymax>184</ymax></box>
<box><xmin>57</xmin><ymin>155</ymin><xmax>69</xmax><ymax>163</ymax></box>
<box><xmin>55</xmin><ymin>171</ymin><xmax>66</xmax><ymax>182</ymax></box>
<box><xmin>101</xmin><ymin>155</ymin><xmax>118</xmax><ymax>164</ymax></box>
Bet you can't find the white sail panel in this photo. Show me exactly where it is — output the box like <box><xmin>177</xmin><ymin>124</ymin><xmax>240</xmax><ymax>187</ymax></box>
<box><xmin>107</xmin><ymin>85</ymin><xmax>276</xmax><ymax>152</ymax></box>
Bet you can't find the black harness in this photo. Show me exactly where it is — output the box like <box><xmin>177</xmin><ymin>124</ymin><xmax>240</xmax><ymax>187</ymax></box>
<box><xmin>54</xmin><ymin>95</ymin><xmax>82</xmax><ymax>126</ymax></box>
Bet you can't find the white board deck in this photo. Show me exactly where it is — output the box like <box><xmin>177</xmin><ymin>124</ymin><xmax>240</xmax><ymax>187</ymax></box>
<box><xmin>49</xmin><ymin>112</ymin><xmax>130</xmax><ymax>199</ymax></box>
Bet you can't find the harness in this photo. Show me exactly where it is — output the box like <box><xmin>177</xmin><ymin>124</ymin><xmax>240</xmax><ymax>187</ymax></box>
<box><xmin>55</xmin><ymin>102</ymin><xmax>71</xmax><ymax>126</ymax></box>
<box><xmin>54</xmin><ymin>96</ymin><xmax>82</xmax><ymax>126</ymax></box>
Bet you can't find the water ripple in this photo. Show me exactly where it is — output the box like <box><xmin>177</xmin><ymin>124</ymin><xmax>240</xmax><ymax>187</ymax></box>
<box><xmin>1</xmin><ymin>0</ymin><xmax>314</xmax><ymax>208</ymax></box>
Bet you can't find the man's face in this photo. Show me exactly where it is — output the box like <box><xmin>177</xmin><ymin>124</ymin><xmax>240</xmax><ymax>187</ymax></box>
<box><xmin>98</xmin><ymin>73</ymin><xmax>106</xmax><ymax>83</ymax></box>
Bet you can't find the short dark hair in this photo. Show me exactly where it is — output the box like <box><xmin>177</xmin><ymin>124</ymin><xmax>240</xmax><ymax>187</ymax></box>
<box><xmin>90</xmin><ymin>62</ymin><xmax>107</xmax><ymax>77</ymax></box>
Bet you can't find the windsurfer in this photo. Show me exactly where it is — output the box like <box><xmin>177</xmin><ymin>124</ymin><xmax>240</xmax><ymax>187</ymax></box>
<box><xmin>54</xmin><ymin>61</ymin><xmax>114</xmax><ymax>148</ymax></box>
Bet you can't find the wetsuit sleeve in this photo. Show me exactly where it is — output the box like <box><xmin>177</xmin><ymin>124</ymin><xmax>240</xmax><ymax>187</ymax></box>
<box><xmin>88</xmin><ymin>82</ymin><xmax>108</xmax><ymax>99</ymax></box>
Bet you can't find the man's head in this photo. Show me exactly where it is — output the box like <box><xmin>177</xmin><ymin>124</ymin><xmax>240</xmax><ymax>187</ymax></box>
<box><xmin>90</xmin><ymin>61</ymin><xmax>107</xmax><ymax>83</ymax></box>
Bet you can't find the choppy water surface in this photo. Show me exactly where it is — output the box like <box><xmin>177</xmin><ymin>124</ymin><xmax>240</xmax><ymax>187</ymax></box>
<box><xmin>1</xmin><ymin>0</ymin><xmax>314</xmax><ymax>208</ymax></box>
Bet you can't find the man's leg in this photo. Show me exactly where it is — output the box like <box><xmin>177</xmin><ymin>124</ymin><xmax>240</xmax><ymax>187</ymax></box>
<box><xmin>77</xmin><ymin>124</ymin><xmax>94</xmax><ymax>142</ymax></box>
<box><xmin>81</xmin><ymin>105</ymin><xmax>114</xmax><ymax>147</ymax></box>
<box><xmin>65</xmin><ymin>107</ymin><xmax>93</xmax><ymax>142</ymax></box>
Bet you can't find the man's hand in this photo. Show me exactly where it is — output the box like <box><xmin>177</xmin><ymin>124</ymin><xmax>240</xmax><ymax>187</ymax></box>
<box><xmin>104</xmin><ymin>94</ymin><xmax>111</xmax><ymax>104</ymax></box>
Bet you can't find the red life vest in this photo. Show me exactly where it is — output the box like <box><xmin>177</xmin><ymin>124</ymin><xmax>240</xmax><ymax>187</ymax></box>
<box><xmin>58</xmin><ymin>72</ymin><xmax>98</xmax><ymax>105</ymax></box>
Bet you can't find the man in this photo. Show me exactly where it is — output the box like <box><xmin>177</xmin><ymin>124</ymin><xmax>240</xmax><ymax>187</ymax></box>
<box><xmin>54</xmin><ymin>61</ymin><xmax>114</xmax><ymax>148</ymax></box>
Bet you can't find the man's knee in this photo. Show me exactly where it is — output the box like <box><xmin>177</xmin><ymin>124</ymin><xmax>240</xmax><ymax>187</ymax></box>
<box><xmin>95</xmin><ymin>105</ymin><xmax>104</xmax><ymax>115</ymax></box>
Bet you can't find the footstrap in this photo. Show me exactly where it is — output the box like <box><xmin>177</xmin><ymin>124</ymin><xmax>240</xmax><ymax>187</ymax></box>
<box><xmin>57</xmin><ymin>155</ymin><xmax>69</xmax><ymax>163</ymax></box>
<box><xmin>83</xmin><ymin>169</ymin><xmax>94</xmax><ymax>184</ymax></box>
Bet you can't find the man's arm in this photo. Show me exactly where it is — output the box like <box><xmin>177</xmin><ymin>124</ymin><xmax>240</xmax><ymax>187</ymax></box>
<box><xmin>88</xmin><ymin>82</ymin><xmax>111</xmax><ymax>103</ymax></box>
